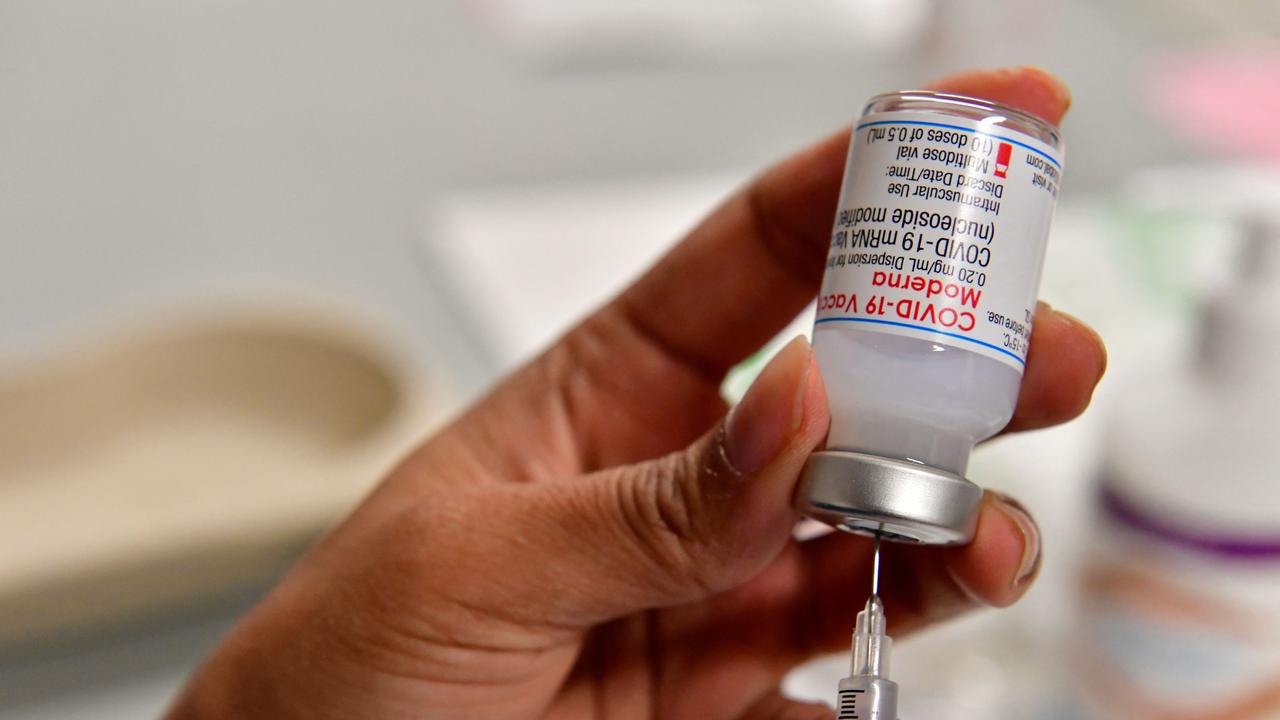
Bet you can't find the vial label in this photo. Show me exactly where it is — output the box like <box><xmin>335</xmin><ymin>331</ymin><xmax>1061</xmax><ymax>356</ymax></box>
<box><xmin>816</xmin><ymin>111</ymin><xmax>1063</xmax><ymax>370</ymax></box>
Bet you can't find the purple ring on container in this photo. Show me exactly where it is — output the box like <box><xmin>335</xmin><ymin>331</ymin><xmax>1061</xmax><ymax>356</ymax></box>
<box><xmin>1101</xmin><ymin>483</ymin><xmax>1280</xmax><ymax>560</ymax></box>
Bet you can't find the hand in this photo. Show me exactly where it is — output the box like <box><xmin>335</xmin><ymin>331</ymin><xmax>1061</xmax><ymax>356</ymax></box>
<box><xmin>168</xmin><ymin>67</ymin><xmax>1105</xmax><ymax>720</ymax></box>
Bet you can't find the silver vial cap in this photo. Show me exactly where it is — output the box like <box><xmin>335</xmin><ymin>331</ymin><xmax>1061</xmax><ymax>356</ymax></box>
<box><xmin>797</xmin><ymin>450</ymin><xmax>983</xmax><ymax>544</ymax></box>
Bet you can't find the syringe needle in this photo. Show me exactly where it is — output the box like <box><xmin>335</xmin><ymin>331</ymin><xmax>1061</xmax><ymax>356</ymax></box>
<box><xmin>840</xmin><ymin>548</ymin><xmax>899</xmax><ymax>720</ymax></box>
<box><xmin>870</xmin><ymin>533</ymin><xmax>881</xmax><ymax>597</ymax></box>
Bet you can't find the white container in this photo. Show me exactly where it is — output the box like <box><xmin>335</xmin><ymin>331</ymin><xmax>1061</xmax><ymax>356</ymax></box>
<box><xmin>1075</xmin><ymin>213</ymin><xmax>1280</xmax><ymax>720</ymax></box>
<box><xmin>797</xmin><ymin>91</ymin><xmax>1064</xmax><ymax>544</ymax></box>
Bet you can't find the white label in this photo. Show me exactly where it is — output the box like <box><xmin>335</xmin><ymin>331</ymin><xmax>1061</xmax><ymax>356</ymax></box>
<box><xmin>815</xmin><ymin>110</ymin><xmax>1063</xmax><ymax>371</ymax></box>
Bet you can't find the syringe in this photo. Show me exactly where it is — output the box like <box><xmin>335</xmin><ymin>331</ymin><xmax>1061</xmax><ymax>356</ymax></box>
<box><xmin>836</xmin><ymin>535</ymin><xmax>899</xmax><ymax>720</ymax></box>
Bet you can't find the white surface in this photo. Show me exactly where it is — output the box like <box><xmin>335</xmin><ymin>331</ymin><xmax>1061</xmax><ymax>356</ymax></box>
<box><xmin>424</xmin><ymin>174</ymin><xmax>742</xmax><ymax>371</ymax></box>
<box><xmin>477</xmin><ymin>0</ymin><xmax>930</xmax><ymax>67</ymax></box>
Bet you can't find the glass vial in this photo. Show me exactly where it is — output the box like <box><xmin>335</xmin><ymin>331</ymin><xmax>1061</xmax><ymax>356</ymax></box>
<box><xmin>797</xmin><ymin>90</ymin><xmax>1064</xmax><ymax>544</ymax></box>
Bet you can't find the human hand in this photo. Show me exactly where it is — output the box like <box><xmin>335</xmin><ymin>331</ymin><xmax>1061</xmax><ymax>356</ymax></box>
<box><xmin>168</xmin><ymin>67</ymin><xmax>1105</xmax><ymax>720</ymax></box>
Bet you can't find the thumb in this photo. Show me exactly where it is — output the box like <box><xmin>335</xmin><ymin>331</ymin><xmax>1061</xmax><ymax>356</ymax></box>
<box><xmin>505</xmin><ymin>336</ymin><xmax>829</xmax><ymax>626</ymax></box>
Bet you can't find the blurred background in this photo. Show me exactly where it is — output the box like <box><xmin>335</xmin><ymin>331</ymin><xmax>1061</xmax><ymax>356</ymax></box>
<box><xmin>2</xmin><ymin>1</ymin><xmax>1278</xmax><ymax>718</ymax></box>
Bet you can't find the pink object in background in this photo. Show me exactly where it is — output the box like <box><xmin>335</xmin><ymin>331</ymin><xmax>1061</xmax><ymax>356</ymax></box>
<box><xmin>1149</xmin><ymin>45</ymin><xmax>1280</xmax><ymax>160</ymax></box>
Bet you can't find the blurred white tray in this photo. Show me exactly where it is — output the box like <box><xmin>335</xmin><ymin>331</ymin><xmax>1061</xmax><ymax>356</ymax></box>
<box><xmin>0</xmin><ymin>300</ymin><xmax>453</xmax><ymax>647</ymax></box>
<box><xmin>421</xmin><ymin>174</ymin><xmax>741</xmax><ymax>372</ymax></box>
<box><xmin>469</xmin><ymin>0</ymin><xmax>929</xmax><ymax>68</ymax></box>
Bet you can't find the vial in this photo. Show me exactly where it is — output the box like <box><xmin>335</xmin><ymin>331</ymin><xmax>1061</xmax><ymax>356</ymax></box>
<box><xmin>798</xmin><ymin>90</ymin><xmax>1064</xmax><ymax>544</ymax></box>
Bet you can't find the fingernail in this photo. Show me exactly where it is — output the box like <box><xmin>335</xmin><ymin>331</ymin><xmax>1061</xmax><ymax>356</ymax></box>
<box><xmin>1018</xmin><ymin>65</ymin><xmax>1072</xmax><ymax>107</ymax></box>
<box><xmin>992</xmin><ymin>491</ymin><xmax>1042</xmax><ymax>588</ymax></box>
<box><xmin>1054</xmin><ymin>309</ymin><xmax>1109</xmax><ymax>376</ymax></box>
<box><xmin>724</xmin><ymin>336</ymin><xmax>814</xmax><ymax>475</ymax></box>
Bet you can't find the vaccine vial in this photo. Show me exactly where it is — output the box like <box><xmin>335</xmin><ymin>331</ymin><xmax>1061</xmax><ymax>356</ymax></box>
<box><xmin>798</xmin><ymin>90</ymin><xmax>1064</xmax><ymax>544</ymax></box>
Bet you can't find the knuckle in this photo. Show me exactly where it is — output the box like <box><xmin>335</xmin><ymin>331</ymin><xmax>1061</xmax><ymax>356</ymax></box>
<box><xmin>547</xmin><ymin>314</ymin><xmax>630</xmax><ymax>408</ymax></box>
<box><xmin>612</xmin><ymin>443</ymin><xmax>729</xmax><ymax>597</ymax></box>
